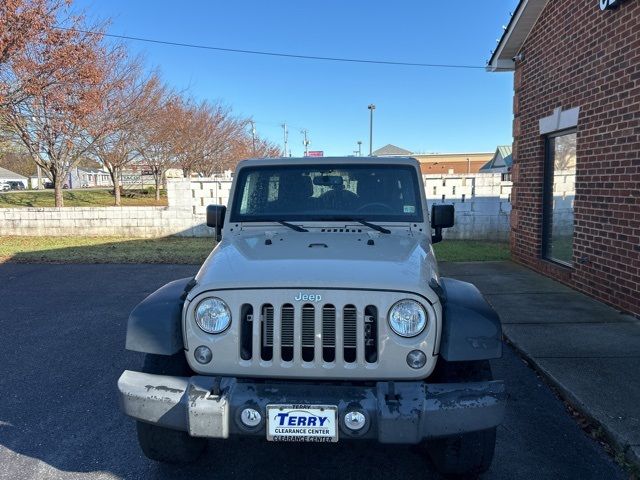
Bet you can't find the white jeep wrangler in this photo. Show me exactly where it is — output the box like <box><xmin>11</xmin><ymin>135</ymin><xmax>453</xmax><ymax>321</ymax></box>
<box><xmin>118</xmin><ymin>157</ymin><xmax>505</xmax><ymax>477</ymax></box>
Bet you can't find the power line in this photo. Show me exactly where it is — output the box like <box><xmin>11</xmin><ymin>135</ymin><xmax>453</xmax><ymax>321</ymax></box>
<box><xmin>55</xmin><ymin>27</ymin><xmax>505</xmax><ymax>71</ymax></box>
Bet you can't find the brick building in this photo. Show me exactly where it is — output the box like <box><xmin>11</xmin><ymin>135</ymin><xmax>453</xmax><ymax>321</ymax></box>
<box><xmin>413</xmin><ymin>153</ymin><xmax>493</xmax><ymax>175</ymax></box>
<box><xmin>488</xmin><ymin>0</ymin><xmax>639</xmax><ymax>317</ymax></box>
<box><xmin>371</xmin><ymin>145</ymin><xmax>493</xmax><ymax>174</ymax></box>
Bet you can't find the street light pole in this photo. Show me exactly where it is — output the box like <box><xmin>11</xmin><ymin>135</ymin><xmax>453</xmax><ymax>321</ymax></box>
<box><xmin>357</xmin><ymin>141</ymin><xmax>362</xmax><ymax>157</ymax></box>
<box><xmin>367</xmin><ymin>104</ymin><xmax>376</xmax><ymax>156</ymax></box>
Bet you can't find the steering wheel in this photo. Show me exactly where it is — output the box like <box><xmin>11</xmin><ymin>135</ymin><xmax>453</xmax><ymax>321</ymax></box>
<box><xmin>357</xmin><ymin>202</ymin><xmax>394</xmax><ymax>213</ymax></box>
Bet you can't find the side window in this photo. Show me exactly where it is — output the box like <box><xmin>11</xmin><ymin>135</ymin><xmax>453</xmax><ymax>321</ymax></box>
<box><xmin>543</xmin><ymin>131</ymin><xmax>577</xmax><ymax>265</ymax></box>
<box><xmin>239</xmin><ymin>173</ymin><xmax>256</xmax><ymax>214</ymax></box>
<box><xmin>239</xmin><ymin>172</ymin><xmax>270</xmax><ymax>215</ymax></box>
<box><xmin>267</xmin><ymin>175</ymin><xmax>279</xmax><ymax>202</ymax></box>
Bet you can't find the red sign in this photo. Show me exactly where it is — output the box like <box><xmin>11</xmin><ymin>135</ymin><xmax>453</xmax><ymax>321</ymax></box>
<box><xmin>307</xmin><ymin>151</ymin><xmax>324</xmax><ymax>157</ymax></box>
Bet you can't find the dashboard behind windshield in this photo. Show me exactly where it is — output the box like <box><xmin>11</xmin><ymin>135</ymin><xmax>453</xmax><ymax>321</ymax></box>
<box><xmin>230</xmin><ymin>164</ymin><xmax>423</xmax><ymax>223</ymax></box>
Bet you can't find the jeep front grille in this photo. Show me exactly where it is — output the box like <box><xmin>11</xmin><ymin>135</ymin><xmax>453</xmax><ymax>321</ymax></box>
<box><xmin>241</xmin><ymin>302</ymin><xmax>378</xmax><ymax>365</ymax></box>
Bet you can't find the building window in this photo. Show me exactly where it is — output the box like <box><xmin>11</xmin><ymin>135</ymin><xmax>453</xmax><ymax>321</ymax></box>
<box><xmin>543</xmin><ymin>130</ymin><xmax>577</xmax><ymax>266</ymax></box>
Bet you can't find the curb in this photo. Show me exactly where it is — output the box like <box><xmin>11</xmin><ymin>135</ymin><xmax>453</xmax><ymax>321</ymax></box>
<box><xmin>503</xmin><ymin>334</ymin><xmax>640</xmax><ymax>471</ymax></box>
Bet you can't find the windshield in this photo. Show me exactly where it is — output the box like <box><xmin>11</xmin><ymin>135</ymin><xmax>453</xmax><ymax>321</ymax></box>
<box><xmin>230</xmin><ymin>164</ymin><xmax>423</xmax><ymax>223</ymax></box>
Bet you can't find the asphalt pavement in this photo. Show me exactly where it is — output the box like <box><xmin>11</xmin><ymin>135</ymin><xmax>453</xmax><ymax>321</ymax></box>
<box><xmin>0</xmin><ymin>264</ymin><xmax>627</xmax><ymax>480</ymax></box>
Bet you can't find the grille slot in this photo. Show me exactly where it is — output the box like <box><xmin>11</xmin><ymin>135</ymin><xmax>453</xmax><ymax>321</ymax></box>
<box><xmin>322</xmin><ymin>304</ymin><xmax>336</xmax><ymax>362</ymax></box>
<box><xmin>364</xmin><ymin>305</ymin><xmax>378</xmax><ymax>364</ymax></box>
<box><xmin>343</xmin><ymin>305</ymin><xmax>357</xmax><ymax>363</ymax></box>
<box><xmin>302</xmin><ymin>304</ymin><xmax>315</xmax><ymax>362</ymax></box>
<box><xmin>240</xmin><ymin>304</ymin><xmax>253</xmax><ymax>360</ymax></box>
<box><xmin>261</xmin><ymin>304</ymin><xmax>273</xmax><ymax>361</ymax></box>
<box><xmin>281</xmin><ymin>304</ymin><xmax>294</xmax><ymax>361</ymax></box>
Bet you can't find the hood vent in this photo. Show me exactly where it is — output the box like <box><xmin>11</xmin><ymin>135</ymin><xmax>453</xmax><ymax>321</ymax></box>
<box><xmin>319</xmin><ymin>228</ymin><xmax>363</xmax><ymax>233</ymax></box>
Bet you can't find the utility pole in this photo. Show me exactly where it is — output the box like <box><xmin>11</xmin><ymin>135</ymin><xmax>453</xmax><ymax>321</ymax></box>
<box><xmin>301</xmin><ymin>129</ymin><xmax>310</xmax><ymax>156</ymax></box>
<box><xmin>357</xmin><ymin>141</ymin><xmax>362</xmax><ymax>157</ymax></box>
<box><xmin>368</xmin><ymin>104</ymin><xmax>376</xmax><ymax>156</ymax></box>
<box><xmin>281</xmin><ymin>123</ymin><xmax>288</xmax><ymax>157</ymax></box>
<box><xmin>249</xmin><ymin>120</ymin><xmax>257</xmax><ymax>155</ymax></box>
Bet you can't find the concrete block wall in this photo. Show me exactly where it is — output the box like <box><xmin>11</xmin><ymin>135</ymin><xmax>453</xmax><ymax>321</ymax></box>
<box><xmin>424</xmin><ymin>173</ymin><xmax>512</xmax><ymax>241</ymax></box>
<box><xmin>0</xmin><ymin>206</ymin><xmax>204</xmax><ymax>237</ymax></box>
<box><xmin>0</xmin><ymin>174</ymin><xmax>512</xmax><ymax>240</ymax></box>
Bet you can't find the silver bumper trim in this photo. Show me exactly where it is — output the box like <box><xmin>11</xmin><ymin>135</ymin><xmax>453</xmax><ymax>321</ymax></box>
<box><xmin>118</xmin><ymin>370</ymin><xmax>506</xmax><ymax>442</ymax></box>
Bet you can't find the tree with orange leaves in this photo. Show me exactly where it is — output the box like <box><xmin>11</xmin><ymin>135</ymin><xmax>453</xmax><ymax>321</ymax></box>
<box><xmin>0</xmin><ymin>0</ymin><xmax>69</xmax><ymax>107</ymax></box>
<box><xmin>0</xmin><ymin>1</ymin><xmax>124</xmax><ymax>206</ymax></box>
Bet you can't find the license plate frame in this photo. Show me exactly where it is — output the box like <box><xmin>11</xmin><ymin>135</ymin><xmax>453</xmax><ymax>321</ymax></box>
<box><xmin>266</xmin><ymin>404</ymin><xmax>338</xmax><ymax>443</ymax></box>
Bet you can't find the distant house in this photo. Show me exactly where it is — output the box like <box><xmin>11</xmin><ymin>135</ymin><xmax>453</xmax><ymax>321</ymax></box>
<box><xmin>0</xmin><ymin>166</ymin><xmax>28</xmax><ymax>188</ymax></box>
<box><xmin>371</xmin><ymin>144</ymin><xmax>414</xmax><ymax>157</ymax></box>
<box><xmin>68</xmin><ymin>167</ymin><xmax>112</xmax><ymax>188</ymax></box>
<box><xmin>479</xmin><ymin>146</ymin><xmax>513</xmax><ymax>174</ymax></box>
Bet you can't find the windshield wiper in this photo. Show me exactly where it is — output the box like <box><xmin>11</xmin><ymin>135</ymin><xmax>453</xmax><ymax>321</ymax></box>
<box><xmin>276</xmin><ymin>220</ymin><xmax>308</xmax><ymax>232</ymax></box>
<box><xmin>353</xmin><ymin>219</ymin><xmax>391</xmax><ymax>234</ymax></box>
<box><xmin>319</xmin><ymin>217</ymin><xmax>390</xmax><ymax>234</ymax></box>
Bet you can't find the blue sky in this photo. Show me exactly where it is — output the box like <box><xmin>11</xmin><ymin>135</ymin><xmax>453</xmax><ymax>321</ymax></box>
<box><xmin>74</xmin><ymin>0</ymin><xmax>519</xmax><ymax>156</ymax></box>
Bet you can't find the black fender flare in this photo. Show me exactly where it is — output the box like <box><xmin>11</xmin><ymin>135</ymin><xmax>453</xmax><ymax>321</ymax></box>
<box><xmin>125</xmin><ymin>277</ymin><xmax>195</xmax><ymax>355</ymax></box>
<box><xmin>438</xmin><ymin>277</ymin><xmax>502</xmax><ymax>361</ymax></box>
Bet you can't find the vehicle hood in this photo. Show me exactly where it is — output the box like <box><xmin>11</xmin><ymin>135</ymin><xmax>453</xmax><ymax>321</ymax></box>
<box><xmin>193</xmin><ymin>231</ymin><xmax>440</xmax><ymax>304</ymax></box>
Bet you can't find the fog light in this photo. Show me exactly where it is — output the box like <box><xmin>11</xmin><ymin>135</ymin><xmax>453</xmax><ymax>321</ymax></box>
<box><xmin>406</xmin><ymin>350</ymin><xmax>427</xmax><ymax>369</ymax></box>
<box><xmin>344</xmin><ymin>411</ymin><xmax>366</xmax><ymax>431</ymax></box>
<box><xmin>240</xmin><ymin>408</ymin><xmax>262</xmax><ymax>427</ymax></box>
<box><xmin>194</xmin><ymin>345</ymin><xmax>212</xmax><ymax>364</ymax></box>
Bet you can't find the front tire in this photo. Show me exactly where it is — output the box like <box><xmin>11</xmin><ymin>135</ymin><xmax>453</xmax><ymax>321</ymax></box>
<box><xmin>135</xmin><ymin>353</ymin><xmax>207</xmax><ymax>464</ymax></box>
<box><xmin>426</xmin><ymin>360</ymin><xmax>497</xmax><ymax>478</ymax></box>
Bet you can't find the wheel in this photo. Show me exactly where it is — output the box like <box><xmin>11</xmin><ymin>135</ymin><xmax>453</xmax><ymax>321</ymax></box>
<box><xmin>425</xmin><ymin>360</ymin><xmax>497</xmax><ymax>478</ymax></box>
<box><xmin>135</xmin><ymin>352</ymin><xmax>207</xmax><ymax>464</ymax></box>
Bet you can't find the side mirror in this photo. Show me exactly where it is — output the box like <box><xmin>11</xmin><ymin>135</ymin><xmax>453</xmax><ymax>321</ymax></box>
<box><xmin>207</xmin><ymin>205</ymin><xmax>227</xmax><ymax>241</ymax></box>
<box><xmin>431</xmin><ymin>204</ymin><xmax>455</xmax><ymax>244</ymax></box>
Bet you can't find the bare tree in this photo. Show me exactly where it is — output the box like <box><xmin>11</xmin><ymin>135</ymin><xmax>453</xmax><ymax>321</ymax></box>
<box><xmin>251</xmin><ymin>136</ymin><xmax>282</xmax><ymax>159</ymax></box>
<box><xmin>168</xmin><ymin>97</ymin><xmax>196</xmax><ymax>178</ymax></box>
<box><xmin>135</xmin><ymin>93</ymin><xmax>179</xmax><ymax>201</ymax></box>
<box><xmin>208</xmin><ymin>127</ymin><xmax>281</xmax><ymax>174</ymax></box>
<box><xmin>92</xmin><ymin>68</ymin><xmax>164</xmax><ymax>206</ymax></box>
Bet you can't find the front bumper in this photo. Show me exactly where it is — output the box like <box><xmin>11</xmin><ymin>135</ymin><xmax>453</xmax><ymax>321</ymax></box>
<box><xmin>117</xmin><ymin>371</ymin><xmax>506</xmax><ymax>443</ymax></box>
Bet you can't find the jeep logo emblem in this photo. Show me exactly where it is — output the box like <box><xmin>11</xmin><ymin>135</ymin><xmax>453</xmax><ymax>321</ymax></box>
<box><xmin>294</xmin><ymin>292</ymin><xmax>322</xmax><ymax>303</ymax></box>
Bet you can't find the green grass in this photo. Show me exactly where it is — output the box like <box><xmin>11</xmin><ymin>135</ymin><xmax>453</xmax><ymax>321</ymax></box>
<box><xmin>433</xmin><ymin>240</ymin><xmax>511</xmax><ymax>262</ymax></box>
<box><xmin>0</xmin><ymin>236</ymin><xmax>214</xmax><ymax>264</ymax></box>
<box><xmin>0</xmin><ymin>236</ymin><xmax>510</xmax><ymax>264</ymax></box>
<box><xmin>0</xmin><ymin>189</ymin><xmax>167</xmax><ymax>208</ymax></box>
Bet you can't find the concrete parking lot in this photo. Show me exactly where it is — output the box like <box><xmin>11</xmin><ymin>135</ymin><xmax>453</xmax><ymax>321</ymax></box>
<box><xmin>0</xmin><ymin>264</ymin><xmax>626</xmax><ymax>480</ymax></box>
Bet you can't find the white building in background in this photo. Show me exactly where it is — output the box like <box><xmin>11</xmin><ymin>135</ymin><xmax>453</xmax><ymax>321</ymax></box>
<box><xmin>0</xmin><ymin>167</ymin><xmax>28</xmax><ymax>188</ymax></box>
<box><xmin>68</xmin><ymin>167</ymin><xmax>112</xmax><ymax>188</ymax></box>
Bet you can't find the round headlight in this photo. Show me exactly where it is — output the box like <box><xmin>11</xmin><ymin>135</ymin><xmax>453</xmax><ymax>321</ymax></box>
<box><xmin>388</xmin><ymin>300</ymin><xmax>427</xmax><ymax>337</ymax></box>
<box><xmin>195</xmin><ymin>297</ymin><xmax>231</xmax><ymax>334</ymax></box>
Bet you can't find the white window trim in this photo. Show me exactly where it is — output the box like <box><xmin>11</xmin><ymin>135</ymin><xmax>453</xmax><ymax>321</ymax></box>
<box><xmin>539</xmin><ymin>107</ymin><xmax>580</xmax><ymax>135</ymax></box>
